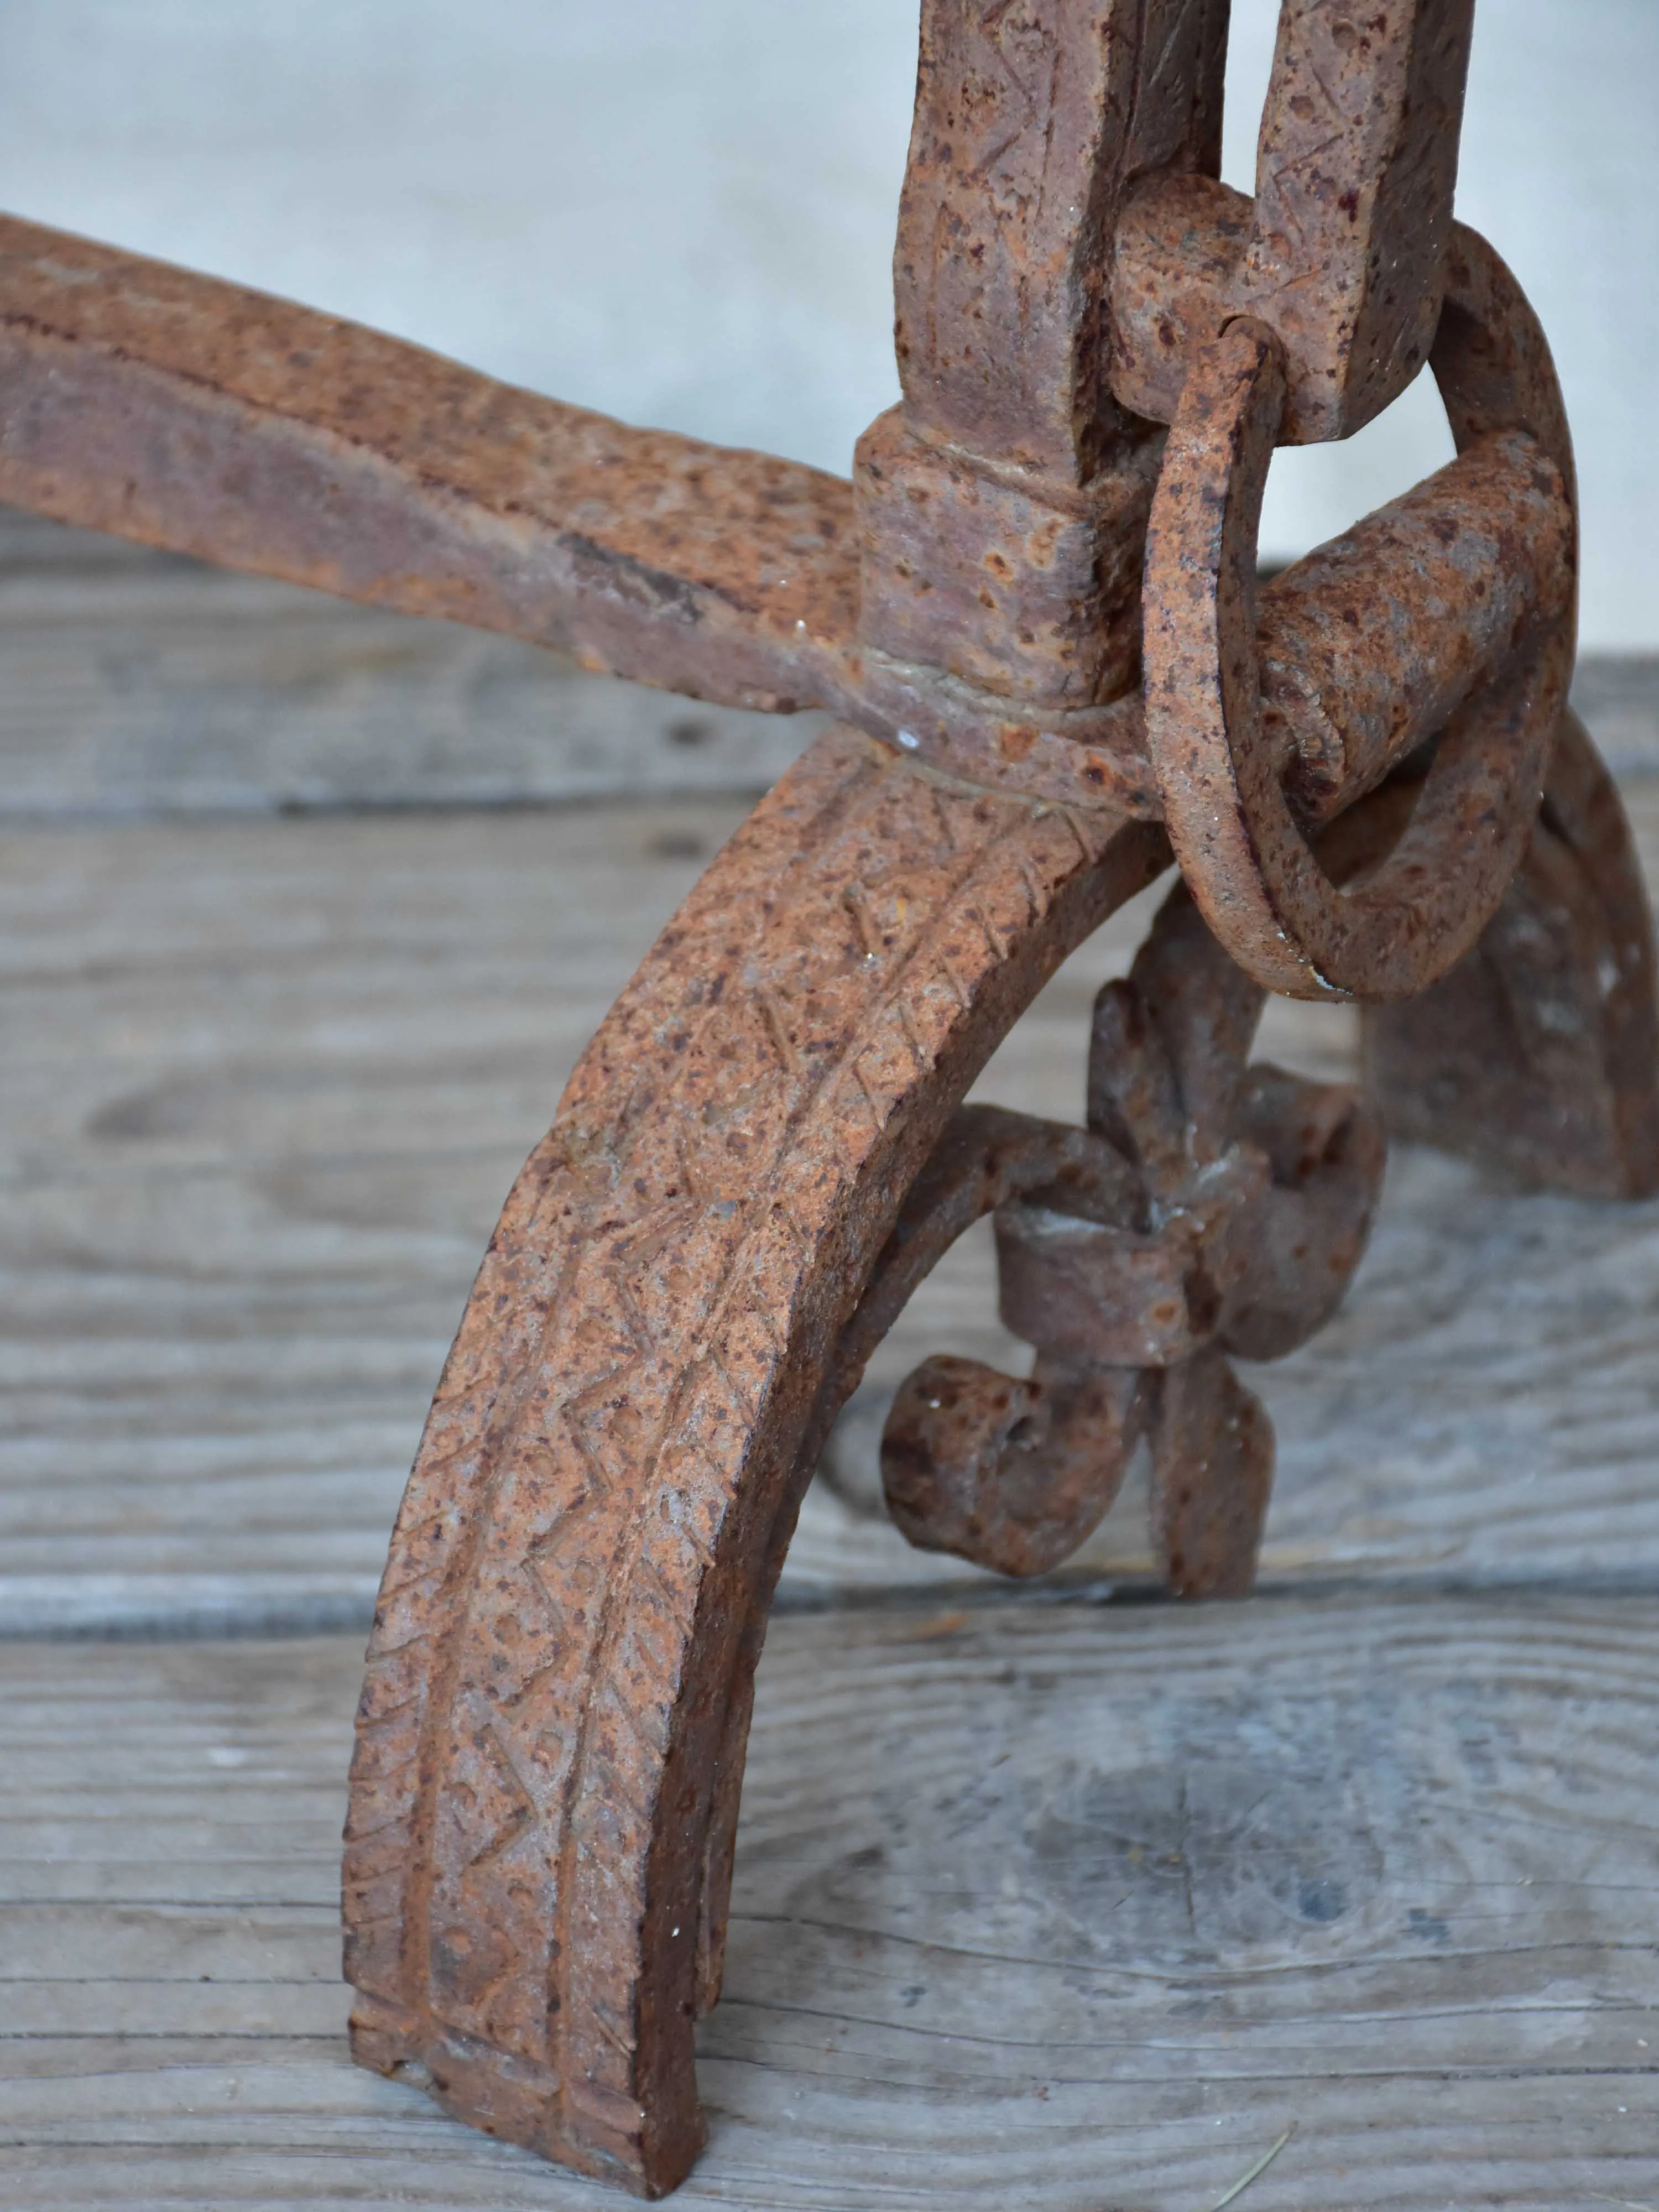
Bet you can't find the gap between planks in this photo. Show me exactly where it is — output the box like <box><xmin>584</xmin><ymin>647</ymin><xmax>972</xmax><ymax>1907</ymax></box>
<box><xmin>0</xmin><ymin>788</ymin><xmax>1655</xmax><ymax>1633</ymax></box>
<box><xmin>1</xmin><ymin>502</ymin><xmax>1657</xmax><ymax>1633</ymax></box>
<box><xmin>0</xmin><ymin>505</ymin><xmax>1653</xmax><ymax>822</ymax></box>
<box><xmin>2</xmin><ymin>512</ymin><xmax>1657</xmax><ymax>2210</ymax></box>
<box><xmin>3</xmin><ymin>1590</ymin><xmax>1658</xmax><ymax>2210</ymax></box>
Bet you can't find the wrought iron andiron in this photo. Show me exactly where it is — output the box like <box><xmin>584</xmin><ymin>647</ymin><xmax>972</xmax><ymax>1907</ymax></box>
<box><xmin>1</xmin><ymin>0</ymin><xmax>1655</xmax><ymax>2195</ymax></box>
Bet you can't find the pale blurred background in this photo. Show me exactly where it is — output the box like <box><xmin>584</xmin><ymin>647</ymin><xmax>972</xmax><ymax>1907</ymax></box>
<box><xmin>0</xmin><ymin>0</ymin><xmax>1652</xmax><ymax>644</ymax></box>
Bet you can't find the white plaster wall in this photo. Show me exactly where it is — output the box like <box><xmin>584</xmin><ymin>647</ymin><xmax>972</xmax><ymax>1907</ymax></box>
<box><xmin>0</xmin><ymin>0</ymin><xmax>1652</xmax><ymax>644</ymax></box>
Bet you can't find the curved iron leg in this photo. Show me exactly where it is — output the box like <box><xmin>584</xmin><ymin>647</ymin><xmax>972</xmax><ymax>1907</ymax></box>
<box><xmin>342</xmin><ymin>724</ymin><xmax>1166</xmax><ymax>2196</ymax></box>
<box><xmin>1363</xmin><ymin>711</ymin><xmax>1659</xmax><ymax>1198</ymax></box>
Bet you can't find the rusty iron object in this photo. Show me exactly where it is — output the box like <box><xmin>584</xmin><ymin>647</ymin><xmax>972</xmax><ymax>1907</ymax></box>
<box><xmin>879</xmin><ymin>880</ymin><xmax>1385</xmax><ymax>1589</ymax></box>
<box><xmin>2</xmin><ymin>0</ymin><xmax>1656</xmax><ymax>2197</ymax></box>
<box><xmin>1363</xmin><ymin>708</ymin><xmax>1659</xmax><ymax>1197</ymax></box>
<box><xmin>1142</xmin><ymin>231</ymin><xmax>1577</xmax><ymax>999</ymax></box>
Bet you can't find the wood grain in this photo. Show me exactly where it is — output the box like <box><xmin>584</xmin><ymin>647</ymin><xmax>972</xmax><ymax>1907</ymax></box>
<box><xmin>1</xmin><ymin>507</ymin><xmax>1651</xmax><ymax>822</ymax></box>
<box><xmin>0</xmin><ymin>776</ymin><xmax>1656</xmax><ymax>1631</ymax></box>
<box><xmin>0</xmin><ymin>507</ymin><xmax>822</xmax><ymax>817</ymax></box>
<box><xmin>1</xmin><ymin>502</ymin><xmax>1656</xmax><ymax>1630</ymax></box>
<box><xmin>4</xmin><ymin>1599</ymin><xmax>1657</xmax><ymax>2208</ymax></box>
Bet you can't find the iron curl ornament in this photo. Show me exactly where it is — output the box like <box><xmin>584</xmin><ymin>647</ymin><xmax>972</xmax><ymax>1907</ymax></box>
<box><xmin>1</xmin><ymin>0</ymin><xmax>1656</xmax><ymax>2194</ymax></box>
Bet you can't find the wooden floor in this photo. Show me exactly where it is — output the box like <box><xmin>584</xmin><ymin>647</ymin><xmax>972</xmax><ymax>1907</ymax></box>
<box><xmin>7</xmin><ymin>1599</ymin><xmax>1659</xmax><ymax>2210</ymax></box>
<box><xmin>3</xmin><ymin>510</ymin><xmax>1658</xmax><ymax>2208</ymax></box>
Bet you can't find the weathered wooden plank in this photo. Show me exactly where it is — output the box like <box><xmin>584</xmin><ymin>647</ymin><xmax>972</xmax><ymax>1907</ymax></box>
<box><xmin>1</xmin><ymin>780</ymin><xmax>1656</xmax><ymax>1630</ymax></box>
<box><xmin>1573</xmin><ymin>652</ymin><xmax>1659</xmax><ymax>780</ymax></box>
<box><xmin>1</xmin><ymin>503</ymin><xmax>1656</xmax><ymax>1628</ymax></box>
<box><xmin>0</xmin><ymin>506</ymin><xmax>822</xmax><ymax>817</ymax></box>
<box><xmin>1</xmin><ymin>505</ymin><xmax>1652</xmax><ymax>818</ymax></box>
<box><xmin>3</xmin><ymin>1600</ymin><xmax>1657</xmax><ymax>2206</ymax></box>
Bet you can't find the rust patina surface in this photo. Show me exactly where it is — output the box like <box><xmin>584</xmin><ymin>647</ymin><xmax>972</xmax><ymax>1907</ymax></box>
<box><xmin>1</xmin><ymin>0</ymin><xmax>1656</xmax><ymax>2195</ymax></box>
<box><xmin>880</xmin><ymin>879</ymin><xmax>1386</xmax><ymax>1589</ymax></box>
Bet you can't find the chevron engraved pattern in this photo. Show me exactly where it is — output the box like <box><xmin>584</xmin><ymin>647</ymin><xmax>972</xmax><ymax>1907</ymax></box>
<box><xmin>894</xmin><ymin>0</ymin><xmax>1148</xmax><ymax>472</ymax></box>
<box><xmin>343</xmin><ymin>722</ymin><xmax>1163</xmax><ymax>2193</ymax></box>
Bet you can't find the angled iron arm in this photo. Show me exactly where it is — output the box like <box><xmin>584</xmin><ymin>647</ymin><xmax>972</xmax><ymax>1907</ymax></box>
<box><xmin>0</xmin><ymin>213</ymin><xmax>858</xmax><ymax>717</ymax></box>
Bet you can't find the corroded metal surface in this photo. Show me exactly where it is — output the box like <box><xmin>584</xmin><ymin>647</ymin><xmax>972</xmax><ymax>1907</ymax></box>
<box><xmin>1143</xmin><ymin>224</ymin><xmax>1578</xmax><ymax>1001</ymax></box>
<box><xmin>344</xmin><ymin>729</ymin><xmax>1170</xmax><ymax>2193</ymax></box>
<box><xmin>0</xmin><ymin>0</ymin><xmax>1655</xmax><ymax>2199</ymax></box>
<box><xmin>880</xmin><ymin>881</ymin><xmax>1385</xmax><ymax>1589</ymax></box>
<box><xmin>1112</xmin><ymin>0</ymin><xmax>1476</xmax><ymax>441</ymax></box>
<box><xmin>0</xmin><ymin>213</ymin><xmax>858</xmax><ymax>719</ymax></box>
<box><xmin>1363</xmin><ymin>709</ymin><xmax>1659</xmax><ymax>1198</ymax></box>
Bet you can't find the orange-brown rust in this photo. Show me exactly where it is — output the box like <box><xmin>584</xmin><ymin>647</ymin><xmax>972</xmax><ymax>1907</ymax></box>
<box><xmin>1112</xmin><ymin>0</ymin><xmax>1477</xmax><ymax>442</ymax></box>
<box><xmin>1363</xmin><ymin>711</ymin><xmax>1659</xmax><ymax>1199</ymax></box>
<box><xmin>1142</xmin><ymin>226</ymin><xmax>1579</xmax><ymax>1003</ymax></box>
<box><xmin>852</xmin><ymin>406</ymin><xmax>1162</xmax><ymax>708</ymax></box>
<box><xmin>343</xmin><ymin>728</ymin><xmax>1172</xmax><ymax>2195</ymax></box>
<box><xmin>880</xmin><ymin>880</ymin><xmax>1385</xmax><ymax>1591</ymax></box>
<box><xmin>0</xmin><ymin>0</ymin><xmax>1652</xmax><ymax>2199</ymax></box>
<box><xmin>0</xmin><ymin>212</ymin><xmax>859</xmax><ymax>717</ymax></box>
